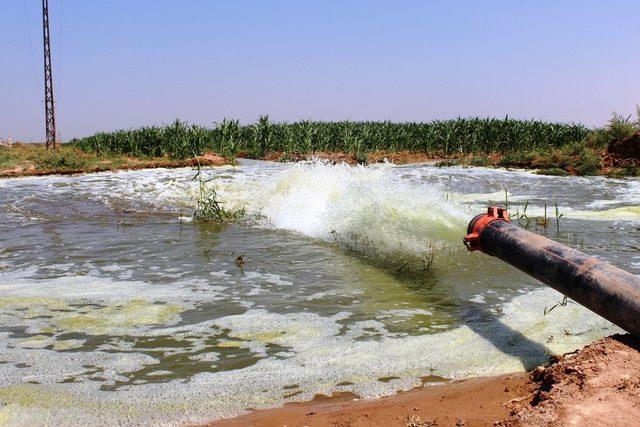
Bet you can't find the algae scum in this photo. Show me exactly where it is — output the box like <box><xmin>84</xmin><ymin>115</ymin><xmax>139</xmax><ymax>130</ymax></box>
<box><xmin>0</xmin><ymin>160</ymin><xmax>639</xmax><ymax>425</ymax></box>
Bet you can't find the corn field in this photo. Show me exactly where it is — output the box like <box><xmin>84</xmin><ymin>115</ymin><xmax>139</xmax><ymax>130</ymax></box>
<box><xmin>69</xmin><ymin>116</ymin><xmax>589</xmax><ymax>159</ymax></box>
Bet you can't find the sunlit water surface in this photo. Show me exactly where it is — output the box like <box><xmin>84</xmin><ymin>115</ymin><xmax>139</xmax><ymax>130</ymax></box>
<box><xmin>0</xmin><ymin>160</ymin><xmax>639</xmax><ymax>425</ymax></box>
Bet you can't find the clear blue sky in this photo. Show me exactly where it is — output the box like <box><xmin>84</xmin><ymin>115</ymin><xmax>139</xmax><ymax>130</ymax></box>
<box><xmin>2</xmin><ymin>0</ymin><xmax>639</xmax><ymax>141</ymax></box>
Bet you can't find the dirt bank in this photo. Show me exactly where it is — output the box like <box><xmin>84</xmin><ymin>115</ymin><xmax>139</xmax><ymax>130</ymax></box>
<box><xmin>506</xmin><ymin>334</ymin><xmax>640</xmax><ymax>426</ymax></box>
<box><xmin>207</xmin><ymin>334</ymin><xmax>640</xmax><ymax>426</ymax></box>
<box><xmin>0</xmin><ymin>144</ymin><xmax>229</xmax><ymax>178</ymax></box>
<box><xmin>209</xmin><ymin>373</ymin><xmax>532</xmax><ymax>427</ymax></box>
<box><xmin>261</xmin><ymin>150</ymin><xmax>449</xmax><ymax>165</ymax></box>
<box><xmin>3</xmin><ymin>144</ymin><xmax>637</xmax><ymax>179</ymax></box>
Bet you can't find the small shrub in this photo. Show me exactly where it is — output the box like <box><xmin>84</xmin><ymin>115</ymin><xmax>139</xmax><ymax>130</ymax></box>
<box><xmin>586</xmin><ymin>112</ymin><xmax>638</xmax><ymax>148</ymax></box>
<box><xmin>435</xmin><ymin>159</ymin><xmax>460</xmax><ymax>167</ymax></box>
<box><xmin>354</xmin><ymin>149</ymin><xmax>369</xmax><ymax>164</ymax></box>
<box><xmin>0</xmin><ymin>147</ymin><xmax>13</xmax><ymax>167</ymax></box>
<box><xmin>469</xmin><ymin>155</ymin><xmax>490</xmax><ymax>166</ymax></box>
<box><xmin>498</xmin><ymin>151</ymin><xmax>535</xmax><ymax>167</ymax></box>
<box><xmin>607</xmin><ymin>113</ymin><xmax>637</xmax><ymax>141</ymax></box>
<box><xmin>585</xmin><ymin>127</ymin><xmax>610</xmax><ymax>148</ymax></box>
<box><xmin>530</xmin><ymin>141</ymin><xmax>601</xmax><ymax>176</ymax></box>
<box><xmin>531</xmin><ymin>151</ymin><xmax>563</xmax><ymax>169</ymax></box>
<box><xmin>536</xmin><ymin>168</ymin><xmax>570</xmax><ymax>176</ymax></box>
<box><xmin>605</xmin><ymin>165</ymin><xmax>639</xmax><ymax>178</ymax></box>
<box><xmin>574</xmin><ymin>148</ymin><xmax>601</xmax><ymax>175</ymax></box>
<box><xmin>27</xmin><ymin>148</ymin><xmax>90</xmax><ymax>170</ymax></box>
<box><xmin>625</xmin><ymin>165</ymin><xmax>640</xmax><ymax>176</ymax></box>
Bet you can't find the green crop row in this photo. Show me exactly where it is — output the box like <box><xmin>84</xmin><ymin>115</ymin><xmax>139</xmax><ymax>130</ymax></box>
<box><xmin>69</xmin><ymin>116</ymin><xmax>589</xmax><ymax>160</ymax></box>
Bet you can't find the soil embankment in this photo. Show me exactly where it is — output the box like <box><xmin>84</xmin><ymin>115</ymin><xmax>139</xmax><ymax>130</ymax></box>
<box><xmin>3</xmin><ymin>139</ymin><xmax>639</xmax><ymax>178</ymax></box>
<box><xmin>0</xmin><ymin>148</ymin><xmax>449</xmax><ymax>178</ymax></box>
<box><xmin>262</xmin><ymin>150</ymin><xmax>447</xmax><ymax>165</ymax></box>
<box><xmin>211</xmin><ymin>374</ymin><xmax>532</xmax><ymax>427</ymax></box>
<box><xmin>507</xmin><ymin>334</ymin><xmax>640</xmax><ymax>426</ymax></box>
<box><xmin>208</xmin><ymin>334</ymin><xmax>640</xmax><ymax>426</ymax></box>
<box><xmin>0</xmin><ymin>144</ymin><xmax>229</xmax><ymax>178</ymax></box>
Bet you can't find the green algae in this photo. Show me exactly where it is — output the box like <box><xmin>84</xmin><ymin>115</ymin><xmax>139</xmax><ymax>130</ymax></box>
<box><xmin>55</xmin><ymin>300</ymin><xmax>182</xmax><ymax>335</ymax></box>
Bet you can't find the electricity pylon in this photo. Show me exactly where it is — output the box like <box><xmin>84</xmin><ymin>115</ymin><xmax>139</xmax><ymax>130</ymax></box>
<box><xmin>42</xmin><ymin>0</ymin><xmax>57</xmax><ymax>149</ymax></box>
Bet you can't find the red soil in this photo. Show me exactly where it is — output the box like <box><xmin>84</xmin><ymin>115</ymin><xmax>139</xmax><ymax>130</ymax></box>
<box><xmin>209</xmin><ymin>374</ymin><xmax>532</xmax><ymax>427</ymax></box>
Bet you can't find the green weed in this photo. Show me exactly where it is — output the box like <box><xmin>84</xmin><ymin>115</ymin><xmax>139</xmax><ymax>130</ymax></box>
<box><xmin>192</xmin><ymin>166</ymin><xmax>244</xmax><ymax>223</ymax></box>
<box><xmin>27</xmin><ymin>148</ymin><xmax>90</xmax><ymax>170</ymax></box>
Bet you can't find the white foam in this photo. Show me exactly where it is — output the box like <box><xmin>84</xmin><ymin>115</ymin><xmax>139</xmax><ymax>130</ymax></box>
<box><xmin>469</xmin><ymin>294</ymin><xmax>486</xmax><ymax>304</ymax></box>
<box><xmin>0</xmin><ymin>277</ymin><xmax>621</xmax><ymax>426</ymax></box>
<box><xmin>564</xmin><ymin>206</ymin><xmax>640</xmax><ymax>222</ymax></box>
<box><xmin>217</xmin><ymin>161</ymin><xmax>468</xmax><ymax>264</ymax></box>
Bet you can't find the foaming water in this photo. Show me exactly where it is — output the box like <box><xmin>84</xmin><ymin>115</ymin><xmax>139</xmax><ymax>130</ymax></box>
<box><xmin>565</xmin><ymin>206</ymin><xmax>640</xmax><ymax>221</ymax></box>
<box><xmin>0</xmin><ymin>162</ymin><xmax>638</xmax><ymax>425</ymax></box>
<box><xmin>218</xmin><ymin>161</ymin><xmax>468</xmax><ymax>267</ymax></box>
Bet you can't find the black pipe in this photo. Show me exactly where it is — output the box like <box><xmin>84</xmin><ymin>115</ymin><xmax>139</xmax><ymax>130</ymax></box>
<box><xmin>464</xmin><ymin>207</ymin><xmax>640</xmax><ymax>337</ymax></box>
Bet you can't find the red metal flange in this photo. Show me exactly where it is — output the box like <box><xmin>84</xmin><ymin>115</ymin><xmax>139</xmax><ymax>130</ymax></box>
<box><xmin>463</xmin><ymin>206</ymin><xmax>510</xmax><ymax>252</ymax></box>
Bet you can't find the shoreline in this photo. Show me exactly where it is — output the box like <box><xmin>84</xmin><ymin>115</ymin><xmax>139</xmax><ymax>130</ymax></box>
<box><xmin>2</xmin><ymin>145</ymin><xmax>638</xmax><ymax>179</ymax></box>
<box><xmin>0</xmin><ymin>148</ymin><xmax>230</xmax><ymax>179</ymax></box>
<box><xmin>1</xmin><ymin>149</ymin><xmax>447</xmax><ymax>179</ymax></box>
<box><xmin>207</xmin><ymin>373</ymin><xmax>532</xmax><ymax>427</ymax></box>
<box><xmin>206</xmin><ymin>334</ymin><xmax>640</xmax><ymax>426</ymax></box>
<box><xmin>0</xmin><ymin>149</ymin><xmax>577</xmax><ymax>180</ymax></box>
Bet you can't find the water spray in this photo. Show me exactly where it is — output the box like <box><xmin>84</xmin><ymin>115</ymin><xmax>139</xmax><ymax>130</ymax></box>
<box><xmin>464</xmin><ymin>207</ymin><xmax>640</xmax><ymax>337</ymax></box>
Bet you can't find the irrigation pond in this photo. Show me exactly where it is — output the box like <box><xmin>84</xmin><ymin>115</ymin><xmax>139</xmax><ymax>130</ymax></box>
<box><xmin>0</xmin><ymin>160</ymin><xmax>639</xmax><ymax>425</ymax></box>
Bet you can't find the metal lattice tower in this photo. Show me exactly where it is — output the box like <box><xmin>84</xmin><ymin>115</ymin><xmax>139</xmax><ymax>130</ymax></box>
<box><xmin>42</xmin><ymin>0</ymin><xmax>57</xmax><ymax>149</ymax></box>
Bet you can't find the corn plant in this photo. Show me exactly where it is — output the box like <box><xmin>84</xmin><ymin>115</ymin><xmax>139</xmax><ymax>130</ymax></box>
<box><xmin>70</xmin><ymin>117</ymin><xmax>590</xmax><ymax>160</ymax></box>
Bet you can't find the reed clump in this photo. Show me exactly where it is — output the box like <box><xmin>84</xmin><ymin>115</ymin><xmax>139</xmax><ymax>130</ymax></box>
<box><xmin>192</xmin><ymin>166</ymin><xmax>244</xmax><ymax>223</ymax></box>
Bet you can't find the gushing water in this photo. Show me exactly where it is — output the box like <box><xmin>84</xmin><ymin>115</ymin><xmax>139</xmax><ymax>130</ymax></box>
<box><xmin>218</xmin><ymin>161</ymin><xmax>468</xmax><ymax>267</ymax></box>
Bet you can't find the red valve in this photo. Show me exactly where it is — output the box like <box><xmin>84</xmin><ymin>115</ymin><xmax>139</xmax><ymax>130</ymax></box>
<box><xmin>463</xmin><ymin>206</ymin><xmax>510</xmax><ymax>252</ymax></box>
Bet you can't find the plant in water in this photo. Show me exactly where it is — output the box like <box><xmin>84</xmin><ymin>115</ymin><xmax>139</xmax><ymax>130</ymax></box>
<box><xmin>536</xmin><ymin>202</ymin><xmax>549</xmax><ymax>231</ymax></box>
<box><xmin>192</xmin><ymin>164</ymin><xmax>243</xmax><ymax>223</ymax></box>
<box><xmin>515</xmin><ymin>200</ymin><xmax>532</xmax><ymax>229</ymax></box>
<box><xmin>544</xmin><ymin>296</ymin><xmax>568</xmax><ymax>315</ymax></box>
<box><xmin>503</xmin><ymin>188</ymin><xmax>509</xmax><ymax>212</ymax></box>
<box><xmin>421</xmin><ymin>244</ymin><xmax>435</xmax><ymax>271</ymax></box>
<box><xmin>554</xmin><ymin>201</ymin><xmax>564</xmax><ymax>233</ymax></box>
<box><xmin>568</xmin><ymin>232</ymin><xmax>585</xmax><ymax>248</ymax></box>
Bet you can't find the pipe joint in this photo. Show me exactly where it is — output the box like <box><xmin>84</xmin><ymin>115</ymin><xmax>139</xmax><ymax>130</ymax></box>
<box><xmin>463</xmin><ymin>206</ymin><xmax>510</xmax><ymax>252</ymax></box>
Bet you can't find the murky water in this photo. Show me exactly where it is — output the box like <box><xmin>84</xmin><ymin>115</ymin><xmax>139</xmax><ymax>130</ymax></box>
<box><xmin>0</xmin><ymin>160</ymin><xmax>639</xmax><ymax>425</ymax></box>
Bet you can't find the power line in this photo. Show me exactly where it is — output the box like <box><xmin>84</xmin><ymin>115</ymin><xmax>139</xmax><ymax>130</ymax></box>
<box><xmin>23</xmin><ymin>0</ymin><xmax>40</xmax><ymax>93</ymax></box>
<box><xmin>57</xmin><ymin>0</ymin><xmax>63</xmax><ymax>102</ymax></box>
